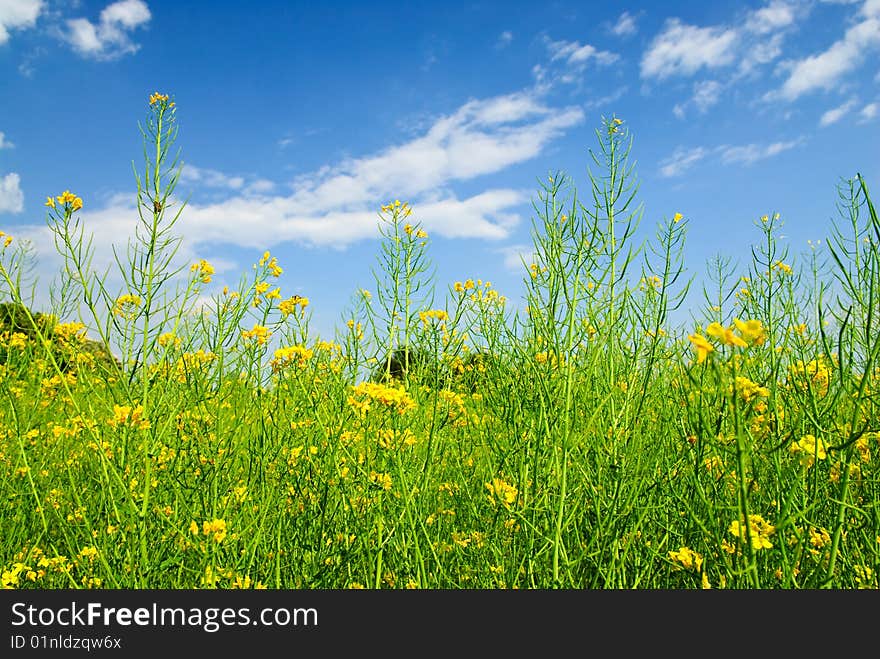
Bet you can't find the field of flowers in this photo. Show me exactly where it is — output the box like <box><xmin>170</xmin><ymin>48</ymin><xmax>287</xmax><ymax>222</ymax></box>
<box><xmin>1</xmin><ymin>94</ymin><xmax>877</xmax><ymax>589</ymax></box>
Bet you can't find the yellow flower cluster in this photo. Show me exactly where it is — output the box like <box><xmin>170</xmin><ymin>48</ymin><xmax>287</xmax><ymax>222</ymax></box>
<box><xmin>419</xmin><ymin>309</ymin><xmax>448</xmax><ymax>326</ymax></box>
<box><xmin>788</xmin><ymin>357</ymin><xmax>832</xmax><ymax>396</ymax></box>
<box><xmin>192</xmin><ymin>518</ymin><xmax>227</xmax><ymax>543</ymax></box>
<box><xmin>773</xmin><ymin>261</ymin><xmax>793</xmax><ymax>276</ymax></box>
<box><xmin>241</xmin><ymin>324</ymin><xmax>271</xmax><ymax>346</ymax></box>
<box><xmin>259</xmin><ymin>251</ymin><xmax>284</xmax><ymax>277</ymax></box>
<box><xmin>113</xmin><ymin>294</ymin><xmax>143</xmax><ymax>319</ymax></box>
<box><xmin>107</xmin><ymin>404</ymin><xmax>150</xmax><ymax>431</ymax></box>
<box><xmin>45</xmin><ymin>190</ymin><xmax>83</xmax><ymax>212</ymax></box>
<box><xmin>279</xmin><ymin>295</ymin><xmax>309</xmax><ymax>317</ymax></box>
<box><xmin>369</xmin><ymin>471</ymin><xmax>393</xmax><ymax>491</ymax></box>
<box><xmin>171</xmin><ymin>350</ymin><xmax>216</xmax><ymax>383</ymax></box>
<box><xmin>157</xmin><ymin>332</ymin><xmax>181</xmax><ymax>348</ymax></box>
<box><xmin>53</xmin><ymin>322</ymin><xmax>87</xmax><ymax>343</ymax></box>
<box><xmin>190</xmin><ymin>259</ymin><xmax>215</xmax><ymax>284</ymax></box>
<box><xmin>668</xmin><ymin>546</ymin><xmax>703</xmax><ymax>572</ymax></box>
<box><xmin>728</xmin><ymin>514</ymin><xmax>775</xmax><ymax>550</ymax></box>
<box><xmin>789</xmin><ymin>434</ymin><xmax>828</xmax><ymax>468</ymax></box>
<box><xmin>609</xmin><ymin>117</ymin><xmax>624</xmax><ymax>134</ymax></box>
<box><xmin>149</xmin><ymin>92</ymin><xmax>174</xmax><ymax>107</ymax></box>
<box><xmin>347</xmin><ymin>381</ymin><xmax>416</xmax><ymax>416</ymax></box>
<box><xmin>688</xmin><ymin>318</ymin><xmax>765</xmax><ymax>364</ymax></box>
<box><xmin>731</xmin><ymin>376</ymin><xmax>769</xmax><ymax>404</ymax></box>
<box><xmin>270</xmin><ymin>345</ymin><xmax>314</xmax><ymax>371</ymax></box>
<box><xmin>381</xmin><ymin>199</ymin><xmax>412</xmax><ymax>216</ymax></box>
<box><xmin>402</xmin><ymin>223</ymin><xmax>428</xmax><ymax>239</ymax></box>
<box><xmin>639</xmin><ymin>275</ymin><xmax>662</xmax><ymax>291</ymax></box>
<box><xmin>0</xmin><ymin>230</ymin><xmax>13</xmax><ymax>248</ymax></box>
<box><xmin>485</xmin><ymin>477</ymin><xmax>518</xmax><ymax>510</ymax></box>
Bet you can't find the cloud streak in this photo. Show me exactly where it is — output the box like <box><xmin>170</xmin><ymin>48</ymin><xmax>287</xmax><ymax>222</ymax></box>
<box><xmin>0</xmin><ymin>173</ymin><xmax>24</xmax><ymax>214</ymax></box>
<box><xmin>0</xmin><ymin>0</ymin><xmax>43</xmax><ymax>45</ymax></box>
<box><xmin>15</xmin><ymin>90</ymin><xmax>584</xmax><ymax>277</ymax></box>
<box><xmin>770</xmin><ymin>1</ymin><xmax>880</xmax><ymax>101</ymax></box>
<box><xmin>64</xmin><ymin>0</ymin><xmax>151</xmax><ymax>60</ymax></box>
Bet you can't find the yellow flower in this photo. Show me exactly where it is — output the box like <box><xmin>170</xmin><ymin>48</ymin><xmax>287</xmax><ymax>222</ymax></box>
<box><xmin>279</xmin><ymin>295</ymin><xmax>309</xmax><ymax>317</ymax></box>
<box><xmin>729</xmin><ymin>514</ymin><xmax>775</xmax><ymax>550</ymax></box>
<box><xmin>107</xmin><ymin>404</ymin><xmax>151</xmax><ymax>431</ymax></box>
<box><xmin>688</xmin><ymin>333</ymin><xmax>714</xmax><ymax>364</ymax></box>
<box><xmin>668</xmin><ymin>546</ymin><xmax>703</xmax><ymax>572</ymax></box>
<box><xmin>706</xmin><ymin>322</ymin><xmax>747</xmax><ymax>348</ymax></box>
<box><xmin>789</xmin><ymin>434</ymin><xmax>827</xmax><ymax>468</ymax></box>
<box><xmin>241</xmin><ymin>324</ymin><xmax>271</xmax><ymax>345</ymax></box>
<box><xmin>773</xmin><ymin>261</ymin><xmax>793</xmax><ymax>276</ymax></box>
<box><xmin>149</xmin><ymin>92</ymin><xmax>169</xmax><ymax>105</ymax></box>
<box><xmin>113</xmin><ymin>294</ymin><xmax>143</xmax><ymax>319</ymax></box>
<box><xmin>486</xmin><ymin>477</ymin><xmax>518</xmax><ymax>510</ymax></box>
<box><xmin>190</xmin><ymin>259</ymin><xmax>215</xmax><ymax>284</ymax></box>
<box><xmin>418</xmin><ymin>309</ymin><xmax>448</xmax><ymax>326</ymax></box>
<box><xmin>732</xmin><ymin>318</ymin><xmax>766</xmax><ymax>345</ymax></box>
<box><xmin>673</xmin><ymin>212</ymin><xmax>683</xmax><ymax>223</ymax></box>
<box><xmin>201</xmin><ymin>519</ymin><xmax>228</xmax><ymax>543</ymax></box>
<box><xmin>369</xmin><ymin>471</ymin><xmax>393</xmax><ymax>491</ymax></box>
<box><xmin>45</xmin><ymin>196</ymin><xmax>56</xmax><ymax>208</ymax></box>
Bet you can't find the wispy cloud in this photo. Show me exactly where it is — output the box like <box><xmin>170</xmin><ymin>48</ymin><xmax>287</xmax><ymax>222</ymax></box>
<box><xmin>642</xmin><ymin>2</ymin><xmax>810</xmax><ymax>86</ymax></box>
<box><xmin>770</xmin><ymin>1</ymin><xmax>880</xmax><ymax>101</ymax></box>
<box><xmin>659</xmin><ymin>147</ymin><xmax>709</xmax><ymax>178</ymax></box>
<box><xmin>544</xmin><ymin>36</ymin><xmax>619</xmax><ymax>67</ymax></box>
<box><xmin>495</xmin><ymin>30</ymin><xmax>513</xmax><ymax>49</ymax></box>
<box><xmin>584</xmin><ymin>86</ymin><xmax>628</xmax><ymax>110</ymax></box>
<box><xmin>744</xmin><ymin>0</ymin><xmax>798</xmax><ymax>34</ymax></box>
<box><xmin>819</xmin><ymin>98</ymin><xmax>858</xmax><ymax>126</ymax></box>
<box><xmin>641</xmin><ymin>19</ymin><xmax>738</xmax><ymax>79</ymax></box>
<box><xmin>15</xmin><ymin>90</ymin><xmax>583</xmax><ymax>265</ymax></box>
<box><xmin>609</xmin><ymin>11</ymin><xmax>639</xmax><ymax>37</ymax></box>
<box><xmin>0</xmin><ymin>173</ymin><xmax>24</xmax><ymax>214</ymax></box>
<box><xmin>0</xmin><ymin>132</ymin><xmax>14</xmax><ymax>150</ymax></box>
<box><xmin>858</xmin><ymin>102</ymin><xmax>878</xmax><ymax>122</ymax></box>
<box><xmin>64</xmin><ymin>0</ymin><xmax>151</xmax><ymax>60</ymax></box>
<box><xmin>180</xmin><ymin>165</ymin><xmax>245</xmax><ymax>191</ymax></box>
<box><xmin>719</xmin><ymin>138</ymin><xmax>804</xmax><ymax>164</ymax></box>
<box><xmin>673</xmin><ymin>80</ymin><xmax>724</xmax><ymax>118</ymax></box>
<box><xmin>537</xmin><ymin>35</ymin><xmax>618</xmax><ymax>87</ymax></box>
<box><xmin>660</xmin><ymin>137</ymin><xmax>805</xmax><ymax>176</ymax></box>
<box><xmin>0</xmin><ymin>0</ymin><xmax>43</xmax><ymax>45</ymax></box>
<box><xmin>496</xmin><ymin>244</ymin><xmax>538</xmax><ymax>271</ymax></box>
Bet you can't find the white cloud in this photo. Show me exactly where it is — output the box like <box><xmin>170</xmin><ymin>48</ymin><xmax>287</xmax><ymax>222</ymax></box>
<box><xmin>0</xmin><ymin>0</ymin><xmax>43</xmax><ymax>44</ymax></box>
<box><xmin>0</xmin><ymin>173</ymin><xmax>24</xmax><ymax>214</ymax></box>
<box><xmin>671</xmin><ymin>81</ymin><xmax>724</xmax><ymax>119</ymax></box>
<box><xmin>659</xmin><ymin>147</ymin><xmax>709</xmax><ymax>177</ymax></box>
<box><xmin>772</xmin><ymin>7</ymin><xmax>880</xmax><ymax>101</ymax></box>
<box><xmin>693</xmin><ymin>80</ymin><xmax>724</xmax><ymax>113</ymax></box>
<box><xmin>819</xmin><ymin>98</ymin><xmax>858</xmax><ymax>125</ymax></box>
<box><xmin>544</xmin><ymin>36</ymin><xmax>619</xmax><ymax>67</ymax></box>
<box><xmin>180</xmin><ymin>165</ymin><xmax>245</xmax><ymax>191</ymax></box>
<box><xmin>14</xmin><ymin>90</ymin><xmax>582</xmax><ymax>260</ymax></box>
<box><xmin>610</xmin><ymin>11</ymin><xmax>639</xmax><ymax>37</ymax></box>
<box><xmin>0</xmin><ymin>132</ymin><xmax>13</xmax><ymax>149</ymax></box>
<box><xmin>719</xmin><ymin>138</ymin><xmax>803</xmax><ymax>164</ymax></box>
<box><xmin>584</xmin><ymin>86</ymin><xmax>628</xmax><ymax>110</ymax></box>
<box><xmin>745</xmin><ymin>1</ymin><xmax>797</xmax><ymax>34</ymax></box>
<box><xmin>64</xmin><ymin>0</ymin><xmax>151</xmax><ymax>60</ymax></box>
<box><xmin>497</xmin><ymin>244</ymin><xmax>538</xmax><ymax>271</ymax></box>
<box><xmin>641</xmin><ymin>19</ymin><xmax>738</xmax><ymax>79</ymax></box>
<box><xmin>858</xmin><ymin>102</ymin><xmax>878</xmax><ymax>121</ymax></box>
<box><xmin>496</xmin><ymin>31</ymin><xmax>513</xmax><ymax>48</ymax></box>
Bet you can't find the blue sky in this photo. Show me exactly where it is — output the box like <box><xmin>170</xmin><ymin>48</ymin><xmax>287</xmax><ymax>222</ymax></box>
<box><xmin>1</xmin><ymin>0</ymin><xmax>879</xmax><ymax>340</ymax></box>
